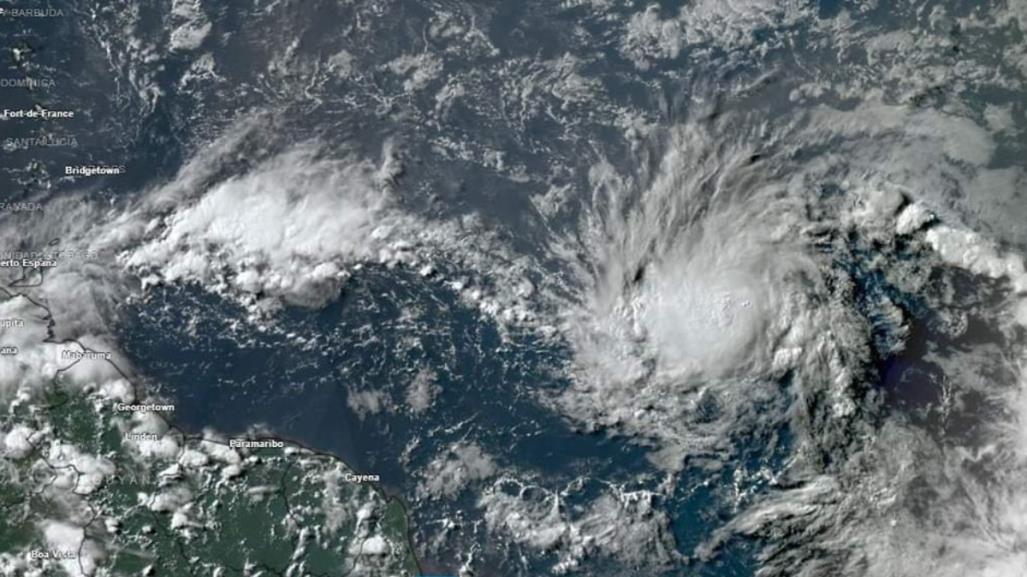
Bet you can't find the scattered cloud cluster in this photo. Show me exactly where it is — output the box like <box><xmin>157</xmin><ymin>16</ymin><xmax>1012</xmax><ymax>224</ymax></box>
<box><xmin>418</xmin><ymin>442</ymin><xmax>498</xmax><ymax>500</ymax></box>
<box><xmin>479</xmin><ymin>477</ymin><xmax>678</xmax><ymax>574</ymax></box>
<box><xmin>622</xmin><ymin>0</ymin><xmax>812</xmax><ymax>68</ymax></box>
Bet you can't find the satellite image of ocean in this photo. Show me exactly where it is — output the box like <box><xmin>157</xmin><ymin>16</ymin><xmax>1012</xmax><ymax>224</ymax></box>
<box><xmin>2</xmin><ymin>1</ymin><xmax>1027</xmax><ymax>576</ymax></box>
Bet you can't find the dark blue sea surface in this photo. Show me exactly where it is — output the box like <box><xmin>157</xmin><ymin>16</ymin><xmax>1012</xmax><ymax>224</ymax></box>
<box><xmin>116</xmin><ymin>267</ymin><xmax>765</xmax><ymax>575</ymax></box>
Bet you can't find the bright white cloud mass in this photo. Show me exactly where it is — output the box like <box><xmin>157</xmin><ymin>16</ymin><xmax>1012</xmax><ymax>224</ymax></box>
<box><xmin>125</xmin><ymin>143</ymin><xmax>401</xmax><ymax>306</ymax></box>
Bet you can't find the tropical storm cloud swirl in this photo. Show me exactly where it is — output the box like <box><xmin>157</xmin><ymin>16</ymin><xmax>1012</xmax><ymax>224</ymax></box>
<box><xmin>2</xmin><ymin>0</ymin><xmax>1027</xmax><ymax>576</ymax></box>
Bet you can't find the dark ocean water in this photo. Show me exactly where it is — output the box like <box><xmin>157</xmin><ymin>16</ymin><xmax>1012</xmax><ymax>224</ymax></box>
<box><xmin>117</xmin><ymin>268</ymin><xmax>747</xmax><ymax>576</ymax></box>
<box><xmin>114</xmin><ymin>264</ymin><xmax>795</xmax><ymax>576</ymax></box>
